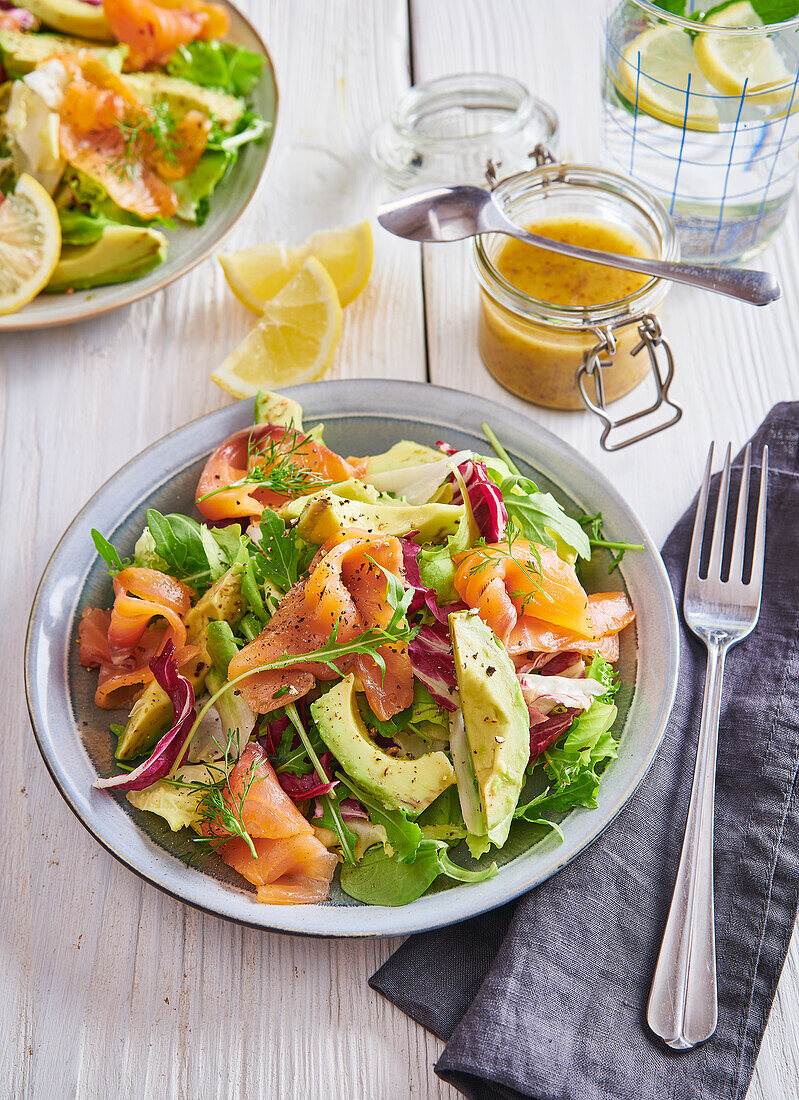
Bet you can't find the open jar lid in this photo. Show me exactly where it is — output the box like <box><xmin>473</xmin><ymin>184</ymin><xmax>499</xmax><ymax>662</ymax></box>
<box><xmin>372</xmin><ymin>73</ymin><xmax>558</xmax><ymax>189</ymax></box>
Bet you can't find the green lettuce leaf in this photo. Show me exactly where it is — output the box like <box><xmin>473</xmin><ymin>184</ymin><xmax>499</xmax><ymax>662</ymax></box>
<box><xmin>167</xmin><ymin>40</ymin><xmax>264</xmax><ymax>97</ymax></box>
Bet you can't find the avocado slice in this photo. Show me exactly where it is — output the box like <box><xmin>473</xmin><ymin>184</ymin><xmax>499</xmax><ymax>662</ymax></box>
<box><xmin>254</xmin><ymin>390</ymin><xmax>304</xmax><ymax>430</ymax></box>
<box><xmin>311</xmin><ymin>675</ymin><xmax>455</xmax><ymax>817</ymax></box>
<box><xmin>116</xmin><ymin>567</ymin><xmax>246</xmax><ymax>761</ymax></box>
<box><xmin>365</xmin><ymin>440</ymin><xmax>443</xmax><ymax>476</ymax></box>
<box><xmin>0</xmin><ymin>30</ymin><xmax>126</xmax><ymax>77</ymax></box>
<box><xmin>449</xmin><ymin>611</ymin><xmax>530</xmax><ymax>849</ymax></box>
<box><xmin>121</xmin><ymin>72</ymin><xmax>245</xmax><ymax>131</ymax></box>
<box><xmin>283</xmin><ymin>490</ymin><xmax>462</xmax><ymax>545</ymax></box>
<box><xmin>46</xmin><ymin>226</ymin><xmax>168</xmax><ymax>293</ymax></box>
<box><xmin>15</xmin><ymin>0</ymin><xmax>113</xmax><ymax>41</ymax></box>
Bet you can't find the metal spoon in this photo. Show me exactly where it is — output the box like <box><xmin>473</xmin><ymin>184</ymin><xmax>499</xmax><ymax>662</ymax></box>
<box><xmin>377</xmin><ymin>184</ymin><xmax>781</xmax><ymax>307</ymax></box>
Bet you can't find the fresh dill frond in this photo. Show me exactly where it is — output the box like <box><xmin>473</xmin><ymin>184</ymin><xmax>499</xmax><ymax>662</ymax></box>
<box><xmin>197</xmin><ymin>423</ymin><xmax>333</xmax><ymax>504</ymax></box>
<box><xmin>111</xmin><ymin>95</ymin><xmax>180</xmax><ymax>180</ymax></box>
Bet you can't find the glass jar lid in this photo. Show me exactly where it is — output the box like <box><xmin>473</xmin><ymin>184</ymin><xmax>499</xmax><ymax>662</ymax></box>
<box><xmin>473</xmin><ymin>162</ymin><xmax>680</xmax><ymax>330</ymax></box>
<box><xmin>372</xmin><ymin>73</ymin><xmax>558</xmax><ymax>190</ymax></box>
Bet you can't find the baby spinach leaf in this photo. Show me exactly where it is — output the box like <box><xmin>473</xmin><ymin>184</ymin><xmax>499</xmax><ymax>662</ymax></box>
<box><xmin>339</xmin><ymin>839</ymin><xmax>497</xmax><ymax>906</ymax></box>
<box><xmin>336</xmin><ymin>774</ymin><xmax>423</xmax><ymax>862</ymax></box>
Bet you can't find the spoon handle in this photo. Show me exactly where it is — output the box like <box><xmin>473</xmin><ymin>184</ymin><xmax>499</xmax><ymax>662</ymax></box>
<box><xmin>501</xmin><ymin>225</ymin><xmax>780</xmax><ymax>307</ymax></box>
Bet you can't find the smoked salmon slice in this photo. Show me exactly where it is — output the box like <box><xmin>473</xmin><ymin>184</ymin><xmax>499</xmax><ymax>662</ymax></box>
<box><xmin>213</xmin><ymin>744</ymin><xmax>337</xmax><ymax>904</ymax></box>
<box><xmin>221</xmin><ymin>835</ymin><xmax>338</xmax><ymax>904</ymax></box>
<box><xmin>78</xmin><ymin>605</ymin><xmax>200</xmax><ymax>710</ymax></box>
<box><xmin>507</xmin><ymin>592</ymin><xmax>635</xmax><ymax>662</ymax></box>
<box><xmin>195</xmin><ymin>424</ymin><xmax>366</xmax><ymax>523</ymax></box>
<box><xmin>227</xmin><ymin>534</ymin><xmax>413</xmax><ymax>721</ymax></box>
<box><xmin>202</xmin><ymin>742</ymin><xmax>314</xmax><ymax>841</ymax></box>
<box><xmin>107</xmin><ymin>567</ymin><xmax>193</xmax><ymax>661</ymax></box>
<box><xmin>104</xmin><ymin>0</ymin><xmax>230</xmax><ymax>72</ymax></box>
<box><xmin>453</xmin><ymin>540</ymin><xmax>593</xmax><ymax>644</ymax></box>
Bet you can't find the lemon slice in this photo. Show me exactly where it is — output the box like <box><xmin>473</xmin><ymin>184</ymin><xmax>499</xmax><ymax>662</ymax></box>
<box><xmin>0</xmin><ymin>173</ymin><xmax>61</xmax><ymax>315</ymax></box>
<box><xmin>619</xmin><ymin>25</ymin><xmax>720</xmax><ymax>131</ymax></box>
<box><xmin>694</xmin><ymin>2</ymin><xmax>794</xmax><ymax>106</ymax></box>
<box><xmin>219</xmin><ymin>219</ymin><xmax>373</xmax><ymax>313</ymax></box>
<box><xmin>211</xmin><ymin>257</ymin><xmax>343</xmax><ymax>398</ymax></box>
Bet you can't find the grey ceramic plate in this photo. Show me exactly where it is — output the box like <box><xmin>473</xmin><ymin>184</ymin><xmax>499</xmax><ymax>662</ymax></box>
<box><xmin>0</xmin><ymin>1</ymin><xmax>277</xmax><ymax>332</ymax></box>
<box><xmin>25</xmin><ymin>380</ymin><xmax>679</xmax><ymax>937</ymax></box>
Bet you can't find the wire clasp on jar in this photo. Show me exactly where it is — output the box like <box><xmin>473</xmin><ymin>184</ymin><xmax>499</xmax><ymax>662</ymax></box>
<box><xmin>576</xmin><ymin>313</ymin><xmax>682</xmax><ymax>451</ymax></box>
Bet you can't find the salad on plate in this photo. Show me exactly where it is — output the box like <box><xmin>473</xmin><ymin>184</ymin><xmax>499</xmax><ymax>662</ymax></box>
<box><xmin>80</xmin><ymin>390</ymin><xmax>639</xmax><ymax>907</ymax></box>
<box><xmin>0</xmin><ymin>0</ymin><xmax>271</xmax><ymax>313</ymax></box>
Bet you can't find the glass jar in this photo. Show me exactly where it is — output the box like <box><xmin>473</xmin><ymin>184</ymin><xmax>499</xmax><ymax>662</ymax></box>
<box><xmin>372</xmin><ymin>73</ymin><xmax>558</xmax><ymax>190</ymax></box>
<box><xmin>473</xmin><ymin>163</ymin><xmax>682</xmax><ymax>449</ymax></box>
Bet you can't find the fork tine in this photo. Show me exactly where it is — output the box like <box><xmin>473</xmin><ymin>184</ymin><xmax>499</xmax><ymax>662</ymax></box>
<box><xmin>748</xmin><ymin>446</ymin><xmax>769</xmax><ymax>594</ymax></box>
<box><xmin>707</xmin><ymin>443</ymin><xmax>732</xmax><ymax>581</ymax></box>
<box><xmin>728</xmin><ymin>443</ymin><xmax>752</xmax><ymax>583</ymax></box>
<box><xmin>687</xmin><ymin>443</ymin><xmax>714</xmax><ymax>581</ymax></box>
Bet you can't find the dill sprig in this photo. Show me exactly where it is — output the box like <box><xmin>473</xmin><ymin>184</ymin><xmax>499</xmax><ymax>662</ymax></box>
<box><xmin>468</xmin><ymin>525</ymin><xmax>543</xmax><ymax>613</ymax></box>
<box><xmin>112</xmin><ymin>96</ymin><xmax>180</xmax><ymax>180</ymax></box>
<box><xmin>165</xmin><ymin>729</ymin><xmax>259</xmax><ymax>859</ymax></box>
<box><xmin>197</xmin><ymin>424</ymin><xmax>333</xmax><ymax>504</ymax></box>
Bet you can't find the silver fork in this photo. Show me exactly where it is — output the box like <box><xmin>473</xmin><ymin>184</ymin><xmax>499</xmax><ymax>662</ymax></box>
<box><xmin>647</xmin><ymin>441</ymin><xmax>769</xmax><ymax>1051</ymax></box>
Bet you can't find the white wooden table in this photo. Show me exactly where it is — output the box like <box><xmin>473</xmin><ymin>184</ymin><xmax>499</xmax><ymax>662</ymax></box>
<box><xmin>3</xmin><ymin>2</ymin><xmax>798</xmax><ymax>1096</ymax></box>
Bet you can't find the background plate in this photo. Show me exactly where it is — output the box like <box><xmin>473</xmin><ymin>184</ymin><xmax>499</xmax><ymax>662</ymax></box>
<box><xmin>0</xmin><ymin>0</ymin><xmax>277</xmax><ymax>332</ymax></box>
<box><xmin>25</xmin><ymin>380</ymin><xmax>679</xmax><ymax>937</ymax></box>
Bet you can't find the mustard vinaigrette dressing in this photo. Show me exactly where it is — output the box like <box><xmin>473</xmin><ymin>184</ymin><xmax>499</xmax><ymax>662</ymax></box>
<box><xmin>495</xmin><ymin>217</ymin><xmax>649</xmax><ymax>308</ymax></box>
<box><xmin>473</xmin><ymin>165</ymin><xmax>677</xmax><ymax>413</ymax></box>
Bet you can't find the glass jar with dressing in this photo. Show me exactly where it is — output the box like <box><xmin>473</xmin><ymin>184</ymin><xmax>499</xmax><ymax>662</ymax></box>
<box><xmin>474</xmin><ymin>163</ymin><xmax>682</xmax><ymax>450</ymax></box>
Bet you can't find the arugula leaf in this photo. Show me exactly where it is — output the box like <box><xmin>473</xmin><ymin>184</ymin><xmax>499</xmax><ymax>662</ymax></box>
<box><xmin>501</xmin><ymin>475</ymin><xmax>591</xmax><ymax>561</ymax></box>
<box><xmin>336</xmin><ymin>774</ymin><xmax>423</xmax><ymax>862</ymax></box>
<box><xmin>577</xmin><ymin>512</ymin><xmax>643</xmax><ymax>573</ymax></box>
<box><xmin>254</xmin><ymin>509</ymin><xmax>306</xmax><ymax>593</ymax></box>
<box><xmin>339</xmin><ymin>838</ymin><xmax>497</xmax><ymax>906</ymax></box>
<box><xmin>91</xmin><ymin>529</ymin><xmax>129</xmax><ymax>575</ymax></box>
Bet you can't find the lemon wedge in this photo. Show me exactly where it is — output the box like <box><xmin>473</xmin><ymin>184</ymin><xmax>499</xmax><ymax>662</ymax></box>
<box><xmin>219</xmin><ymin>219</ymin><xmax>373</xmax><ymax>313</ymax></box>
<box><xmin>211</xmin><ymin>257</ymin><xmax>343</xmax><ymax>398</ymax></box>
<box><xmin>694</xmin><ymin>2</ymin><xmax>794</xmax><ymax>106</ymax></box>
<box><xmin>619</xmin><ymin>25</ymin><xmax>720</xmax><ymax>131</ymax></box>
<box><xmin>0</xmin><ymin>173</ymin><xmax>62</xmax><ymax>315</ymax></box>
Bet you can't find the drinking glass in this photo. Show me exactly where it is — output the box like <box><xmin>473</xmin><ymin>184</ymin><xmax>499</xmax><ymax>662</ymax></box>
<box><xmin>602</xmin><ymin>1</ymin><xmax>799</xmax><ymax>261</ymax></box>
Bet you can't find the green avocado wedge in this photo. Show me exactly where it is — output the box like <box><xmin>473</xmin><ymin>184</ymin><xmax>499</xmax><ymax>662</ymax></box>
<box><xmin>15</xmin><ymin>0</ymin><xmax>113</xmax><ymax>40</ymax></box>
<box><xmin>283</xmin><ymin>490</ymin><xmax>463</xmax><ymax>546</ymax></box>
<box><xmin>46</xmin><ymin>226</ymin><xmax>168</xmax><ymax>293</ymax></box>
<box><xmin>0</xmin><ymin>29</ymin><xmax>126</xmax><ymax>76</ymax></box>
<box><xmin>311</xmin><ymin>675</ymin><xmax>456</xmax><ymax>817</ymax></box>
<box><xmin>449</xmin><ymin>610</ymin><xmax>530</xmax><ymax>850</ymax></box>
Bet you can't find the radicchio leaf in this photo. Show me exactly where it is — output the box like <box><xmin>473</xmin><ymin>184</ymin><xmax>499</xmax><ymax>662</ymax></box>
<box><xmin>400</xmin><ymin>537</ymin><xmax>467</xmax><ymax>625</ymax></box>
<box><xmin>529</xmin><ymin>708</ymin><xmax>579</xmax><ymax>762</ymax></box>
<box><xmin>93</xmin><ymin>641</ymin><xmax>195</xmax><ymax>792</ymax></box>
<box><xmin>278</xmin><ymin>752</ymin><xmax>337</xmax><ymax>802</ymax></box>
<box><xmin>408</xmin><ymin>623</ymin><xmax>459</xmax><ymax>712</ymax></box>
<box><xmin>437</xmin><ymin>442</ymin><xmax>507</xmax><ymax>542</ymax></box>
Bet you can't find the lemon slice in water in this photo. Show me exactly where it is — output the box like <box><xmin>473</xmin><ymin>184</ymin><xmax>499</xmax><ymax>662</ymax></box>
<box><xmin>619</xmin><ymin>25</ymin><xmax>720</xmax><ymax>131</ymax></box>
<box><xmin>211</xmin><ymin>257</ymin><xmax>343</xmax><ymax>398</ymax></box>
<box><xmin>0</xmin><ymin>173</ymin><xmax>62</xmax><ymax>315</ymax></box>
<box><xmin>694</xmin><ymin>2</ymin><xmax>794</xmax><ymax>107</ymax></box>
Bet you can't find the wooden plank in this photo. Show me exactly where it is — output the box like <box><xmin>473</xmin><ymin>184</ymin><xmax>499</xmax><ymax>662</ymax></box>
<box><xmin>0</xmin><ymin>2</ymin><xmax>441</xmax><ymax>1098</ymax></box>
<box><xmin>410</xmin><ymin>3</ymin><xmax>799</xmax><ymax>1098</ymax></box>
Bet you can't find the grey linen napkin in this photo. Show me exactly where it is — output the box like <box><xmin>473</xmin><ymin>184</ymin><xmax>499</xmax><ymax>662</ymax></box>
<box><xmin>370</xmin><ymin>404</ymin><xmax>799</xmax><ymax>1100</ymax></box>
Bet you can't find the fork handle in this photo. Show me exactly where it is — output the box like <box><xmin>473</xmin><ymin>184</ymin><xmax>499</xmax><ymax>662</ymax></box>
<box><xmin>647</xmin><ymin>638</ymin><xmax>726</xmax><ymax>1049</ymax></box>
